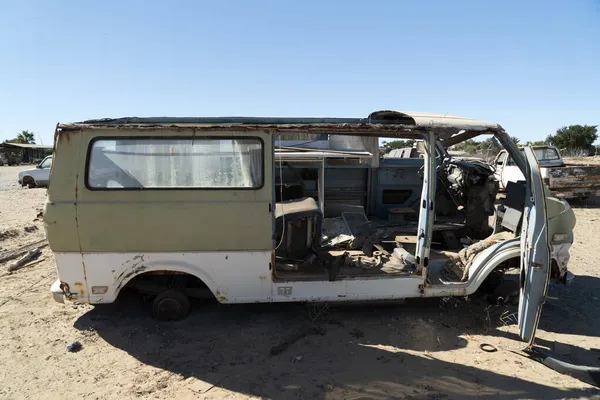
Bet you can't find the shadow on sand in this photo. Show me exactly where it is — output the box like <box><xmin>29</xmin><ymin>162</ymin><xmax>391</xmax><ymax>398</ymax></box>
<box><xmin>74</xmin><ymin>283</ymin><xmax>600</xmax><ymax>399</ymax></box>
<box><xmin>568</xmin><ymin>195</ymin><xmax>600</xmax><ymax>209</ymax></box>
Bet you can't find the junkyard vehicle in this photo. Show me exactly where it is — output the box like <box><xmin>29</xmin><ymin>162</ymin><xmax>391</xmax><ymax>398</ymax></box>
<box><xmin>1</xmin><ymin>152</ymin><xmax>18</xmax><ymax>166</ymax></box>
<box><xmin>494</xmin><ymin>145</ymin><xmax>600</xmax><ymax>200</ymax></box>
<box><xmin>18</xmin><ymin>155</ymin><xmax>52</xmax><ymax>188</ymax></box>
<box><xmin>45</xmin><ymin>111</ymin><xmax>576</xmax><ymax>344</ymax></box>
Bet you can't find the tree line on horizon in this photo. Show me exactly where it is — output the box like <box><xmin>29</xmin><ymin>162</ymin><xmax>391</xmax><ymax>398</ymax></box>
<box><xmin>3</xmin><ymin>130</ymin><xmax>36</xmax><ymax>145</ymax></box>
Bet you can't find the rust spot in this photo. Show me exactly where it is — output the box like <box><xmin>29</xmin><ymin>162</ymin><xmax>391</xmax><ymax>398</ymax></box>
<box><xmin>74</xmin><ymin>282</ymin><xmax>83</xmax><ymax>286</ymax></box>
<box><xmin>60</xmin><ymin>282</ymin><xmax>75</xmax><ymax>300</ymax></box>
<box><xmin>215</xmin><ymin>289</ymin><xmax>228</xmax><ymax>302</ymax></box>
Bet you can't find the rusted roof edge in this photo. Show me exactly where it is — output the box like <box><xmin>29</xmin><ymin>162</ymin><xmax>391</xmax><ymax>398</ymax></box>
<box><xmin>57</xmin><ymin>122</ymin><xmax>501</xmax><ymax>140</ymax></box>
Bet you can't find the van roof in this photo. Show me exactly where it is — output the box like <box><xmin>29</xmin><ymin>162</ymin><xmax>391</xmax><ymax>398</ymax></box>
<box><xmin>57</xmin><ymin>110</ymin><xmax>503</xmax><ymax>140</ymax></box>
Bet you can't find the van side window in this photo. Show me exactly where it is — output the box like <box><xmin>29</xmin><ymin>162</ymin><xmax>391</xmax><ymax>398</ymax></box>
<box><xmin>86</xmin><ymin>138</ymin><xmax>263</xmax><ymax>189</ymax></box>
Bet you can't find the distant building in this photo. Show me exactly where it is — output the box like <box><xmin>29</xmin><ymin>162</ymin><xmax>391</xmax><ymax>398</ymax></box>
<box><xmin>0</xmin><ymin>143</ymin><xmax>53</xmax><ymax>165</ymax></box>
<box><xmin>384</xmin><ymin>147</ymin><xmax>421</xmax><ymax>159</ymax></box>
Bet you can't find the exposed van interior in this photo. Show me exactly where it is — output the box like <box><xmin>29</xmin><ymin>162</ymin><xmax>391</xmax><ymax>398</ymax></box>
<box><xmin>271</xmin><ymin>133</ymin><xmax>525</xmax><ymax>285</ymax></box>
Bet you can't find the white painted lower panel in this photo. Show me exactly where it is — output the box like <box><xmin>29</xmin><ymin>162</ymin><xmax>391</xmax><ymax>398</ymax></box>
<box><xmin>54</xmin><ymin>251</ymin><xmax>273</xmax><ymax>304</ymax></box>
<box><xmin>52</xmin><ymin>252</ymin><xmax>431</xmax><ymax>305</ymax></box>
<box><xmin>53</xmin><ymin>253</ymin><xmax>89</xmax><ymax>302</ymax></box>
<box><xmin>346</xmin><ymin>276</ymin><xmax>423</xmax><ymax>300</ymax></box>
<box><xmin>272</xmin><ymin>280</ymin><xmax>347</xmax><ymax>302</ymax></box>
<box><xmin>271</xmin><ymin>276</ymin><xmax>423</xmax><ymax>302</ymax></box>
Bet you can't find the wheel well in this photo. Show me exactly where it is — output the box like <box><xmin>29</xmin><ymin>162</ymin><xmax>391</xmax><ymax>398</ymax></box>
<box><xmin>22</xmin><ymin>176</ymin><xmax>34</xmax><ymax>183</ymax></box>
<box><xmin>497</xmin><ymin>256</ymin><xmax>520</xmax><ymax>271</ymax></box>
<box><xmin>120</xmin><ymin>270</ymin><xmax>216</xmax><ymax>300</ymax></box>
<box><xmin>478</xmin><ymin>256</ymin><xmax>520</xmax><ymax>293</ymax></box>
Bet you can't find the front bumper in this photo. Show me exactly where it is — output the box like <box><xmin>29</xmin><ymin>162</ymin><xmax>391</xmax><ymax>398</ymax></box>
<box><xmin>50</xmin><ymin>279</ymin><xmax>65</xmax><ymax>303</ymax></box>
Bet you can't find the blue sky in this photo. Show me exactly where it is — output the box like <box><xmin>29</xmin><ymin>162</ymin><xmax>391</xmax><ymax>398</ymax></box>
<box><xmin>1</xmin><ymin>0</ymin><xmax>599</xmax><ymax>145</ymax></box>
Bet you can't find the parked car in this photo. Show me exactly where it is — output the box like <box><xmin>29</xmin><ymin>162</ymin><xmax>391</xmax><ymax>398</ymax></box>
<box><xmin>493</xmin><ymin>145</ymin><xmax>600</xmax><ymax>200</ymax></box>
<box><xmin>45</xmin><ymin>111</ymin><xmax>576</xmax><ymax>345</ymax></box>
<box><xmin>18</xmin><ymin>155</ymin><xmax>52</xmax><ymax>188</ymax></box>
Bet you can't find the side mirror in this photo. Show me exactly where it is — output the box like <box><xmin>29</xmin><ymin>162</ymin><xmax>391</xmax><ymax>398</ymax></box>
<box><xmin>36</xmin><ymin>164</ymin><xmax>42</xmax><ymax>169</ymax></box>
<box><xmin>496</xmin><ymin>160</ymin><xmax>504</xmax><ymax>166</ymax></box>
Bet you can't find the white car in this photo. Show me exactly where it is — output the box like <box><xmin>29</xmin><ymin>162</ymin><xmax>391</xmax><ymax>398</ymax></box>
<box><xmin>18</xmin><ymin>155</ymin><xmax>52</xmax><ymax>188</ymax></box>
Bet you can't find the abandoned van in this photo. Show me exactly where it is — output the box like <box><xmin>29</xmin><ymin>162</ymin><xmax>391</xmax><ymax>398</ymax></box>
<box><xmin>44</xmin><ymin>111</ymin><xmax>576</xmax><ymax>343</ymax></box>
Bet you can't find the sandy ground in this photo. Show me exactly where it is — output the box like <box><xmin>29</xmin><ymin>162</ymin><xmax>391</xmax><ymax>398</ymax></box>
<box><xmin>1</xmin><ymin>164</ymin><xmax>600</xmax><ymax>400</ymax></box>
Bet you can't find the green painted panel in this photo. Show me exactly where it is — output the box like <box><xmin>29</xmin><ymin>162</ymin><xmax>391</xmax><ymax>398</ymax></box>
<box><xmin>46</xmin><ymin>128</ymin><xmax>274</xmax><ymax>252</ymax></box>
<box><xmin>44</xmin><ymin>132</ymin><xmax>81</xmax><ymax>252</ymax></box>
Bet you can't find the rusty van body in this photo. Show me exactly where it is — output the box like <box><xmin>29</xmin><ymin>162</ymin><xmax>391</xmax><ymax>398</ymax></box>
<box><xmin>44</xmin><ymin>111</ymin><xmax>576</xmax><ymax>343</ymax></box>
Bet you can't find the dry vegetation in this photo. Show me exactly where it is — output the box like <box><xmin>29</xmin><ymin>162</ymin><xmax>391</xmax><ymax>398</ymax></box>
<box><xmin>564</xmin><ymin>156</ymin><xmax>600</xmax><ymax>166</ymax></box>
<box><xmin>1</xmin><ymin>165</ymin><xmax>600</xmax><ymax>399</ymax></box>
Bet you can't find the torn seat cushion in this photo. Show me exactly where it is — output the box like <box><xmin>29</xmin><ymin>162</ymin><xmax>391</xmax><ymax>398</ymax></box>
<box><xmin>275</xmin><ymin>197</ymin><xmax>323</xmax><ymax>260</ymax></box>
<box><xmin>442</xmin><ymin>231</ymin><xmax>515</xmax><ymax>281</ymax></box>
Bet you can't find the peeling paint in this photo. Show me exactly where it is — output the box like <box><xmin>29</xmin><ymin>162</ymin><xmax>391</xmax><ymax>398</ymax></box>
<box><xmin>115</xmin><ymin>254</ymin><xmax>146</xmax><ymax>282</ymax></box>
<box><xmin>115</xmin><ymin>264</ymin><xmax>147</xmax><ymax>290</ymax></box>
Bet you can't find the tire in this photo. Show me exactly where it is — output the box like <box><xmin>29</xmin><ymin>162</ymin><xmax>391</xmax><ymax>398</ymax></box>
<box><xmin>479</xmin><ymin>268</ymin><xmax>504</xmax><ymax>293</ymax></box>
<box><xmin>23</xmin><ymin>177</ymin><xmax>36</xmax><ymax>188</ymax></box>
<box><xmin>151</xmin><ymin>290</ymin><xmax>191</xmax><ymax>321</ymax></box>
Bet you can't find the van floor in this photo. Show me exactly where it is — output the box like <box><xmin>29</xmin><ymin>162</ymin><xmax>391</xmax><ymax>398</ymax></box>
<box><xmin>273</xmin><ymin>214</ymin><xmax>497</xmax><ymax>283</ymax></box>
<box><xmin>274</xmin><ymin>246</ymin><xmax>458</xmax><ymax>282</ymax></box>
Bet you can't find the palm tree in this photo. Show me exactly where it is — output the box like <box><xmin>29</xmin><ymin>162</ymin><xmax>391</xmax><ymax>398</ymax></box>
<box><xmin>14</xmin><ymin>130</ymin><xmax>36</xmax><ymax>144</ymax></box>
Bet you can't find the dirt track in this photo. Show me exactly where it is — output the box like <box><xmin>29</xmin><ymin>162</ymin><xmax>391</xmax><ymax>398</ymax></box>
<box><xmin>1</xmin><ymin>164</ymin><xmax>600</xmax><ymax>399</ymax></box>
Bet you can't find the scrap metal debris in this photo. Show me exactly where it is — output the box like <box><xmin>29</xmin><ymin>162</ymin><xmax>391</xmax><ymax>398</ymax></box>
<box><xmin>23</xmin><ymin>225</ymin><xmax>39</xmax><ymax>233</ymax></box>
<box><xmin>523</xmin><ymin>346</ymin><xmax>600</xmax><ymax>388</ymax></box>
<box><xmin>0</xmin><ymin>228</ymin><xmax>19</xmax><ymax>241</ymax></box>
<box><xmin>0</xmin><ymin>239</ymin><xmax>48</xmax><ymax>265</ymax></box>
<box><xmin>479</xmin><ymin>343</ymin><xmax>498</xmax><ymax>353</ymax></box>
<box><xmin>66</xmin><ymin>341</ymin><xmax>82</xmax><ymax>353</ymax></box>
<box><xmin>7</xmin><ymin>248</ymin><xmax>42</xmax><ymax>272</ymax></box>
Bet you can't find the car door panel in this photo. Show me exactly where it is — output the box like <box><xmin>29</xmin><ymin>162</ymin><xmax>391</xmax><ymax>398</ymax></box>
<box><xmin>518</xmin><ymin>147</ymin><xmax>551</xmax><ymax>344</ymax></box>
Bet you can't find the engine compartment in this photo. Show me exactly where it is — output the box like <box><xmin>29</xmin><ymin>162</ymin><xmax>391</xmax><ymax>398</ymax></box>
<box><xmin>438</xmin><ymin>158</ymin><xmax>499</xmax><ymax>237</ymax></box>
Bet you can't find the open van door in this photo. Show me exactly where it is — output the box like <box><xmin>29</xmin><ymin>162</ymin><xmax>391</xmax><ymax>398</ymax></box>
<box><xmin>518</xmin><ymin>147</ymin><xmax>552</xmax><ymax>344</ymax></box>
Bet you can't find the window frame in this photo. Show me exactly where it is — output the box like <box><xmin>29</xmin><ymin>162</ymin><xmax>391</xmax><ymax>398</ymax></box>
<box><xmin>84</xmin><ymin>135</ymin><xmax>266</xmax><ymax>191</ymax></box>
<box><xmin>40</xmin><ymin>156</ymin><xmax>52</xmax><ymax>169</ymax></box>
<box><xmin>533</xmin><ymin>147</ymin><xmax>560</xmax><ymax>161</ymax></box>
